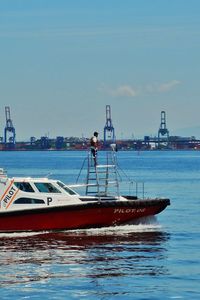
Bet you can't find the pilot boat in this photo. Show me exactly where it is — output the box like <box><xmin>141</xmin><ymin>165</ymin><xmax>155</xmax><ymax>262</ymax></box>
<box><xmin>0</xmin><ymin>151</ymin><xmax>170</xmax><ymax>232</ymax></box>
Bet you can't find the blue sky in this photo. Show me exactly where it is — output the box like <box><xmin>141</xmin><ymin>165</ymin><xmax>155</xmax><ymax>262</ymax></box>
<box><xmin>0</xmin><ymin>0</ymin><xmax>200</xmax><ymax>140</ymax></box>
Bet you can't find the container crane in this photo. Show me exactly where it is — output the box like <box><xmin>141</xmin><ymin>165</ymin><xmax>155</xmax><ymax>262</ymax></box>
<box><xmin>4</xmin><ymin>106</ymin><xmax>16</xmax><ymax>148</ymax></box>
<box><xmin>158</xmin><ymin>111</ymin><xmax>169</xmax><ymax>147</ymax></box>
<box><xmin>103</xmin><ymin>105</ymin><xmax>115</xmax><ymax>145</ymax></box>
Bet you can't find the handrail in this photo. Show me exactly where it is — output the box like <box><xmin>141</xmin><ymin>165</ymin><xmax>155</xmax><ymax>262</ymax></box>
<box><xmin>76</xmin><ymin>156</ymin><xmax>87</xmax><ymax>183</ymax></box>
<box><xmin>74</xmin><ymin>149</ymin><xmax>145</xmax><ymax>198</ymax></box>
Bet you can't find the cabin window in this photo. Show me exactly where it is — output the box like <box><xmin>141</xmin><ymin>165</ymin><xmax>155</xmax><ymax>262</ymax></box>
<box><xmin>34</xmin><ymin>182</ymin><xmax>61</xmax><ymax>193</ymax></box>
<box><xmin>14</xmin><ymin>198</ymin><xmax>45</xmax><ymax>204</ymax></box>
<box><xmin>57</xmin><ymin>181</ymin><xmax>77</xmax><ymax>195</ymax></box>
<box><xmin>14</xmin><ymin>182</ymin><xmax>35</xmax><ymax>193</ymax></box>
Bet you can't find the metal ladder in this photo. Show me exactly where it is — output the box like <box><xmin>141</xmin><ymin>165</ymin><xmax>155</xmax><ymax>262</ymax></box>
<box><xmin>85</xmin><ymin>150</ymin><xmax>119</xmax><ymax>198</ymax></box>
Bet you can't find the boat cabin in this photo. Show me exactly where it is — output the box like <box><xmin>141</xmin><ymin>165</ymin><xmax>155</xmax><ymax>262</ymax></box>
<box><xmin>0</xmin><ymin>169</ymin><xmax>79</xmax><ymax>211</ymax></box>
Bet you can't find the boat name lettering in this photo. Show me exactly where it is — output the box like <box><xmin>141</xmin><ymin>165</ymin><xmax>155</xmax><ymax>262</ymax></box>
<box><xmin>47</xmin><ymin>197</ymin><xmax>52</xmax><ymax>205</ymax></box>
<box><xmin>2</xmin><ymin>186</ymin><xmax>17</xmax><ymax>204</ymax></box>
<box><xmin>114</xmin><ymin>208</ymin><xmax>146</xmax><ymax>214</ymax></box>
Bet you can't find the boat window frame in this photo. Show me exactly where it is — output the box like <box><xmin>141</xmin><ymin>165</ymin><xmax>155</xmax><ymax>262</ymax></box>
<box><xmin>14</xmin><ymin>197</ymin><xmax>45</xmax><ymax>204</ymax></box>
<box><xmin>14</xmin><ymin>181</ymin><xmax>35</xmax><ymax>193</ymax></box>
<box><xmin>56</xmin><ymin>181</ymin><xmax>77</xmax><ymax>195</ymax></box>
<box><xmin>34</xmin><ymin>182</ymin><xmax>61</xmax><ymax>194</ymax></box>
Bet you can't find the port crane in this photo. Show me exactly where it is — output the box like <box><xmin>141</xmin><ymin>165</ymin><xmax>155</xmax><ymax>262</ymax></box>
<box><xmin>104</xmin><ymin>105</ymin><xmax>115</xmax><ymax>145</ymax></box>
<box><xmin>4</xmin><ymin>106</ymin><xmax>16</xmax><ymax>148</ymax></box>
<box><xmin>158</xmin><ymin>111</ymin><xmax>169</xmax><ymax>147</ymax></box>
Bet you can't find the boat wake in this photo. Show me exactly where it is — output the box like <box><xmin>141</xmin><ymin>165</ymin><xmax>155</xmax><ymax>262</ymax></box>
<box><xmin>68</xmin><ymin>216</ymin><xmax>162</xmax><ymax>236</ymax></box>
<box><xmin>0</xmin><ymin>231</ymin><xmax>47</xmax><ymax>238</ymax></box>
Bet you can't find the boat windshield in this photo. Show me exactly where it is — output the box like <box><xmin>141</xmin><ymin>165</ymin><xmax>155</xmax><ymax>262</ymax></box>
<box><xmin>57</xmin><ymin>181</ymin><xmax>77</xmax><ymax>195</ymax></box>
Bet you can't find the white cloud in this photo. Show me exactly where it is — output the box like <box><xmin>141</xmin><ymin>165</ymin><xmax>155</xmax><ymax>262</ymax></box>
<box><xmin>157</xmin><ymin>80</ymin><xmax>181</xmax><ymax>92</ymax></box>
<box><xmin>100</xmin><ymin>80</ymin><xmax>181</xmax><ymax>98</ymax></box>
<box><xmin>98</xmin><ymin>84</ymin><xmax>138</xmax><ymax>98</ymax></box>
<box><xmin>145</xmin><ymin>80</ymin><xmax>181</xmax><ymax>94</ymax></box>
<box><xmin>109</xmin><ymin>85</ymin><xmax>138</xmax><ymax>97</ymax></box>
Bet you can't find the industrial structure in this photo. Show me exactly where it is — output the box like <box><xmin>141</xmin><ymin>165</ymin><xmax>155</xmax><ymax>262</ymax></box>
<box><xmin>103</xmin><ymin>105</ymin><xmax>115</xmax><ymax>145</ymax></box>
<box><xmin>158</xmin><ymin>111</ymin><xmax>169</xmax><ymax>147</ymax></box>
<box><xmin>0</xmin><ymin>105</ymin><xmax>200</xmax><ymax>151</ymax></box>
<box><xmin>4</xmin><ymin>106</ymin><xmax>16</xmax><ymax>149</ymax></box>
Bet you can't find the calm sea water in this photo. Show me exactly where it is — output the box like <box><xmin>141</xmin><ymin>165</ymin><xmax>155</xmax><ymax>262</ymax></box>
<box><xmin>0</xmin><ymin>150</ymin><xmax>199</xmax><ymax>299</ymax></box>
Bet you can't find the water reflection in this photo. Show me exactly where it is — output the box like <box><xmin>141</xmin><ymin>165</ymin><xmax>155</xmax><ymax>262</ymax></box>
<box><xmin>0</xmin><ymin>227</ymin><xmax>170</xmax><ymax>288</ymax></box>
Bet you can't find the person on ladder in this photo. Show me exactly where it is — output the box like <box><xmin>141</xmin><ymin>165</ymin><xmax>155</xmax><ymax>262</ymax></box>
<box><xmin>90</xmin><ymin>131</ymin><xmax>99</xmax><ymax>166</ymax></box>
